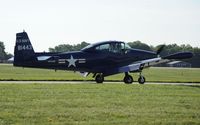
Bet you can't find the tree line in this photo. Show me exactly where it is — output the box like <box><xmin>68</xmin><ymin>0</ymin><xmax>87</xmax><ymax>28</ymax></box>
<box><xmin>48</xmin><ymin>40</ymin><xmax>200</xmax><ymax>54</ymax></box>
<box><xmin>49</xmin><ymin>42</ymin><xmax>90</xmax><ymax>52</ymax></box>
<box><xmin>0</xmin><ymin>41</ymin><xmax>12</xmax><ymax>62</ymax></box>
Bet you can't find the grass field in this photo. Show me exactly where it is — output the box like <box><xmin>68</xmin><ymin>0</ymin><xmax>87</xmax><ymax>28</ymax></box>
<box><xmin>0</xmin><ymin>64</ymin><xmax>200</xmax><ymax>82</ymax></box>
<box><xmin>0</xmin><ymin>83</ymin><xmax>200</xmax><ymax>125</ymax></box>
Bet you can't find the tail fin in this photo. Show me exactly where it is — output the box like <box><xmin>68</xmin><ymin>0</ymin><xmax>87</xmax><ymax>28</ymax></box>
<box><xmin>14</xmin><ymin>31</ymin><xmax>36</xmax><ymax>66</ymax></box>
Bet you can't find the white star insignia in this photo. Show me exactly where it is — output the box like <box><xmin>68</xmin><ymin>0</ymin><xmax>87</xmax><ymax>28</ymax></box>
<box><xmin>67</xmin><ymin>55</ymin><xmax>77</xmax><ymax>67</ymax></box>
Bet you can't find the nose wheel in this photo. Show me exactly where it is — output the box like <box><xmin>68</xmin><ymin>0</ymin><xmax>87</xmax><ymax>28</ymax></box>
<box><xmin>138</xmin><ymin>73</ymin><xmax>145</xmax><ymax>84</ymax></box>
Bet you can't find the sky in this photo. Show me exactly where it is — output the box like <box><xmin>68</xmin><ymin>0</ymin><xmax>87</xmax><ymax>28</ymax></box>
<box><xmin>0</xmin><ymin>0</ymin><xmax>200</xmax><ymax>54</ymax></box>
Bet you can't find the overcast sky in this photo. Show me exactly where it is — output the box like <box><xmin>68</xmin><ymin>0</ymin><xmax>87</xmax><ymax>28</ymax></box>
<box><xmin>0</xmin><ymin>0</ymin><xmax>200</xmax><ymax>53</ymax></box>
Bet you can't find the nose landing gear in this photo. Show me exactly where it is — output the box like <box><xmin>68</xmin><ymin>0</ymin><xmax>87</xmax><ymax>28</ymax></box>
<box><xmin>138</xmin><ymin>72</ymin><xmax>145</xmax><ymax>84</ymax></box>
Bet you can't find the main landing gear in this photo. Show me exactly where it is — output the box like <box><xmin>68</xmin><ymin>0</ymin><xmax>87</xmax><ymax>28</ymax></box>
<box><xmin>124</xmin><ymin>72</ymin><xmax>133</xmax><ymax>84</ymax></box>
<box><xmin>94</xmin><ymin>72</ymin><xmax>146</xmax><ymax>84</ymax></box>
<box><xmin>95</xmin><ymin>74</ymin><xmax>104</xmax><ymax>83</ymax></box>
<box><xmin>123</xmin><ymin>72</ymin><xmax>146</xmax><ymax>84</ymax></box>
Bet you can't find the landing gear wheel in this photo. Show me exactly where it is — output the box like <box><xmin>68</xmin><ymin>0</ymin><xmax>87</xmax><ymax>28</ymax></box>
<box><xmin>95</xmin><ymin>74</ymin><xmax>104</xmax><ymax>83</ymax></box>
<box><xmin>138</xmin><ymin>76</ymin><xmax>145</xmax><ymax>84</ymax></box>
<box><xmin>123</xmin><ymin>75</ymin><xmax>133</xmax><ymax>84</ymax></box>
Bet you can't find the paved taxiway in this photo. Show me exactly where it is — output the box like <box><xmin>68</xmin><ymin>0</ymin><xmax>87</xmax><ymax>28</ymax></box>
<box><xmin>0</xmin><ymin>81</ymin><xmax>199</xmax><ymax>86</ymax></box>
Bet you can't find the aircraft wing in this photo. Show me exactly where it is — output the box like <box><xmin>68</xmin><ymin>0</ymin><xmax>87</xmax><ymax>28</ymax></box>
<box><xmin>118</xmin><ymin>57</ymin><xmax>169</xmax><ymax>73</ymax></box>
<box><xmin>117</xmin><ymin>51</ymin><xmax>193</xmax><ymax>74</ymax></box>
<box><xmin>102</xmin><ymin>57</ymin><xmax>169</xmax><ymax>76</ymax></box>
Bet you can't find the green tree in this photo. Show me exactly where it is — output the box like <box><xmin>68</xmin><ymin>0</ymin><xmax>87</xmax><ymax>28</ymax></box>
<box><xmin>193</xmin><ymin>47</ymin><xmax>200</xmax><ymax>53</ymax></box>
<box><xmin>73</xmin><ymin>41</ymin><xmax>90</xmax><ymax>51</ymax></box>
<box><xmin>0</xmin><ymin>41</ymin><xmax>6</xmax><ymax>60</ymax></box>
<box><xmin>49</xmin><ymin>41</ymin><xmax>90</xmax><ymax>52</ymax></box>
<box><xmin>127</xmin><ymin>41</ymin><xmax>152</xmax><ymax>51</ymax></box>
<box><xmin>155</xmin><ymin>43</ymin><xmax>200</xmax><ymax>56</ymax></box>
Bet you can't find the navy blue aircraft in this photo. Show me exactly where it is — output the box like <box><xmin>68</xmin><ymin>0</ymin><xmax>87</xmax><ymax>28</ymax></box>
<box><xmin>14</xmin><ymin>31</ymin><xmax>193</xmax><ymax>84</ymax></box>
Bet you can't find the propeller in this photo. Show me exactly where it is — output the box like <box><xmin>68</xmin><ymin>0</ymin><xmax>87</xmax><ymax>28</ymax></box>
<box><xmin>156</xmin><ymin>45</ymin><xmax>165</xmax><ymax>55</ymax></box>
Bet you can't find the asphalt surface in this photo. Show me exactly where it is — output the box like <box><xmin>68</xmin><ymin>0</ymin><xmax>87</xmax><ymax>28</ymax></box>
<box><xmin>0</xmin><ymin>81</ymin><xmax>199</xmax><ymax>86</ymax></box>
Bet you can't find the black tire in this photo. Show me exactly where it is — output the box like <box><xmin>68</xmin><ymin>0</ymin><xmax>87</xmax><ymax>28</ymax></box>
<box><xmin>123</xmin><ymin>75</ymin><xmax>133</xmax><ymax>84</ymax></box>
<box><xmin>95</xmin><ymin>74</ymin><xmax>104</xmax><ymax>83</ymax></box>
<box><xmin>138</xmin><ymin>76</ymin><xmax>145</xmax><ymax>84</ymax></box>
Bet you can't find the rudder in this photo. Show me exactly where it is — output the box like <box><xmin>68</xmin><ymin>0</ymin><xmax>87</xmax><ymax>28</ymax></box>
<box><xmin>14</xmin><ymin>31</ymin><xmax>36</xmax><ymax>66</ymax></box>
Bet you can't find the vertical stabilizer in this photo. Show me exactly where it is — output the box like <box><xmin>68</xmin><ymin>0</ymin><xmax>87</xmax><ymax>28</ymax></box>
<box><xmin>14</xmin><ymin>31</ymin><xmax>36</xmax><ymax>66</ymax></box>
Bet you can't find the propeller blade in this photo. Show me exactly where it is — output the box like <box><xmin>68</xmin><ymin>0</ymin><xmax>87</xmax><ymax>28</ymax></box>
<box><xmin>156</xmin><ymin>45</ymin><xmax>165</xmax><ymax>55</ymax></box>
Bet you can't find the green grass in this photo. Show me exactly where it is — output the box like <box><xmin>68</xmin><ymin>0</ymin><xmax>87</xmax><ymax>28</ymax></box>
<box><xmin>0</xmin><ymin>83</ymin><xmax>200</xmax><ymax>125</ymax></box>
<box><xmin>0</xmin><ymin>64</ymin><xmax>200</xmax><ymax>82</ymax></box>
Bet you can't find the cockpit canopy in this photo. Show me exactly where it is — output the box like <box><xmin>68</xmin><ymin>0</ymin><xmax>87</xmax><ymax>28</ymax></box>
<box><xmin>81</xmin><ymin>41</ymin><xmax>131</xmax><ymax>54</ymax></box>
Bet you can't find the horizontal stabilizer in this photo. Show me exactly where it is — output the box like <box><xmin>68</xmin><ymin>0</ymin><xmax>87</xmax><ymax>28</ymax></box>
<box><xmin>163</xmin><ymin>52</ymin><xmax>193</xmax><ymax>59</ymax></box>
